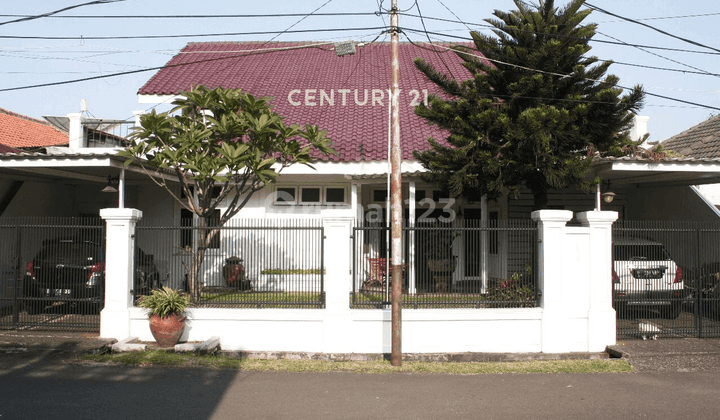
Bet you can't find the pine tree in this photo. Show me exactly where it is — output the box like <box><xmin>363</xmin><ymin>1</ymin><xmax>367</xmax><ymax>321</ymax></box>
<box><xmin>413</xmin><ymin>0</ymin><xmax>644</xmax><ymax>210</ymax></box>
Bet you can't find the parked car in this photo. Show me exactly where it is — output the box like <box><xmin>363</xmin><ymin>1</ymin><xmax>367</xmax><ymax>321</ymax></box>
<box><xmin>134</xmin><ymin>248</ymin><xmax>162</xmax><ymax>296</ymax></box>
<box><xmin>23</xmin><ymin>237</ymin><xmax>159</xmax><ymax>314</ymax></box>
<box><xmin>685</xmin><ymin>262</ymin><xmax>720</xmax><ymax>321</ymax></box>
<box><xmin>23</xmin><ymin>237</ymin><xmax>105</xmax><ymax>314</ymax></box>
<box><xmin>613</xmin><ymin>237</ymin><xmax>686</xmax><ymax>319</ymax></box>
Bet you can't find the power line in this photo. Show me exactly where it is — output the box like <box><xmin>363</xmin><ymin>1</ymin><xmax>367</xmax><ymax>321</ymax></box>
<box><xmin>413</xmin><ymin>40</ymin><xmax>720</xmax><ymax>112</ymax></box>
<box><xmin>0</xmin><ymin>42</ymin><xmax>341</xmax><ymax>93</ymax></box>
<box><xmin>435</xmin><ymin>0</ymin><xmax>473</xmax><ymax>32</ymax></box>
<box><xmin>585</xmin><ymin>3</ymin><xmax>720</xmax><ymax>54</ymax></box>
<box><xmin>595</xmin><ymin>30</ymin><xmax>718</xmax><ymax>79</ymax></box>
<box><xmin>264</xmin><ymin>0</ymin><xmax>335</xmax><ymax>44</ymax></box>
<box><xmin>0</xmin><ymin>26</ymin><xmax>387</xmax><ymax>41</ymax></box>
<box><xmin>398</xmin><ymin>15</ymin><xmax>720</xmax><ymax>56</ymax></box>
<box><xmin>595</xmin><ymin>11</ymin><xmax>720</xmax><ymax>23</ymax></box>
<box><xmin>0</xmin><ymin>12</ymin><xmax>382</xmax><ymax>19</ymax></box>
<box><xmin>0</xmin><ymin>0</ymin><xmax>125</xmax><ymax>26</ymax></box>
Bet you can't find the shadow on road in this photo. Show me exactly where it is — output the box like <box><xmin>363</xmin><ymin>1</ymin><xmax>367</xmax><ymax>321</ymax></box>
<box><xmin>0</xmin><ymin>341</ymin><xmax>240</xmax><ymax>420</ymax></box>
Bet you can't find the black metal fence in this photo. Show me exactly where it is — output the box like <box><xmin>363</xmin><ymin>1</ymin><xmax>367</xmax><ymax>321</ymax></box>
<box><xmin>614</xmin><ymin>220</ymin><xmax>720</xmax><ymax>339</ymax></box>
<box><xmin>352</xmin><ymin>219</ymin><xmax>538</xmax><ymax>308</ymax></box>
<box><xmin>135</xmin><ymin>218</ymin><xmax>325</xmax><ymax>308</ymax></box>
<box><xmin>0</xmin><ymin>217</ymin><xmax>104</xmax><ymax>332</ymax></box>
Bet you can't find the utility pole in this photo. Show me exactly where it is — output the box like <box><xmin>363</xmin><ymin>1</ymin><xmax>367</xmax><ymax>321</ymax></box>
<box><xmin>389</xmin><ymin>0</ymin><xmax>403</xmax><ymax>367</ymax></box>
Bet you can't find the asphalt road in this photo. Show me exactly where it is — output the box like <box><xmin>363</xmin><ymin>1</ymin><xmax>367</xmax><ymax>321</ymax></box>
<box><xmin>2</xmin><ymin>349</ymin><xmax>720</xmax><ymax>420</ymax></box>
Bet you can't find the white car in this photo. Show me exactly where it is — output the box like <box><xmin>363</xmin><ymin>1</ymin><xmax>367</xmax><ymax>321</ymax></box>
<box><xmin>613</xmin><ymin>237</ymin><xmax>686</xmax><ymax>319</ymax></box>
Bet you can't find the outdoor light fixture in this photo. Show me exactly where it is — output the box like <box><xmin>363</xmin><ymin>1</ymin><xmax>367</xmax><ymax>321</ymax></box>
<box><xmin>602</xmin><ymin>191</ymin><xmax>616</xmax><ymax>204</ymax></box>
<box><xmin>595</xmin><ymin>181</ymin><xmax>615</xmax><ymax>210</ymax></box>
<box><xmin>101</xmin><ymin>175</ymin><xmax>119</xmax><ymax>193</ymax></box>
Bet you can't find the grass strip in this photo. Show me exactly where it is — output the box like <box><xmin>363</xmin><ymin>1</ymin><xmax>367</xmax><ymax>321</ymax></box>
<box><xmin>79</xmin><ymin>351</ymin><xmax>634</xmax><ymax>374</ymax></box>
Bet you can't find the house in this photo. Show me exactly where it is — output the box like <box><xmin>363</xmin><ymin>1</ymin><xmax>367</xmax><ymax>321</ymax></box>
<box><xmin>3</xmin><ymin>41</ymin><xmax>720</xmax><ymax>350</ymax></box>
<box><xmin>659</xmin><ymin>113</ymin><xmax>720</xmax><ymax>211</ymax></box>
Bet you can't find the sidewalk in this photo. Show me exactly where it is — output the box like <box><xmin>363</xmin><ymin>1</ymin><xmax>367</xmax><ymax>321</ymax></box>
<box><xmin>3</xmin><ymin>329</ymin><xmax>720</xmax><ymax>372</ymax></box>
<box><xmin>608</xmin><ymin>338</ymin><xmax>720</xmax><ymax>372</ymax></box>
<box><xmin>0</xmin><ymin>331</ymin><xmax>115</xmax><ymax>359</ymax></box>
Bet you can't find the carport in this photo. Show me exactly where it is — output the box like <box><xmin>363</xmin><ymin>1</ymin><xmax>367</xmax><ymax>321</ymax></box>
<box><xmin>0</xmin><ymin>152</ymin><xmax>177</xmax><ymax>331</ymax></box>
<box><xmin>589</xmin><ymin>156</ymin><xmax>720</xmax><ymax>338</ymax></box>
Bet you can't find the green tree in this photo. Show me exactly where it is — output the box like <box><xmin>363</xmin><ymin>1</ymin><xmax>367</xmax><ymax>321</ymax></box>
<box><xmin>413</xmin><ymin>0</ymin><xmax>644</xmax><ymax>209</ymax></box>
<box><xmin>121</xmin><ymin>86</ymin><xmax>334</xmax><ymax>302</ymax></box>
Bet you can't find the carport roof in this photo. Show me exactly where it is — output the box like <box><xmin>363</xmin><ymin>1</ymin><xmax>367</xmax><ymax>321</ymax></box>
<box><xmin>589</xmin><ymin>156</ymin><xmax>720</xmax><ymax>188</ymax></box>
<box><xmin>0</xmin><ymin>152</ymin><xmax>176</xmax><ymax>184</ymax></box>
<box><xmin>2</xmin><ymin>152</ymin><xmax>720</xmax><ymax>190</ymax></box>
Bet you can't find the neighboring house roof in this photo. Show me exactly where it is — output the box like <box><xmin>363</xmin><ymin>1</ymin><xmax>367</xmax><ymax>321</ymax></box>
<box><xmin>138</xmin><ymin>41</ymin><xmax>477</xmax><ymax>162</ymax></box>
<box><xmin>661</xmin><ymin>114</ymin><xmax>720</xmax><ymax>158</ymax></box>
<box><xmin>0</xmin><ymin>107</ymin><xmax>68</xmax><ymax>148</ymax></box>
<box><xmin>0</xmin><ymin>143</ymin><xmax>22</xmax><ymax>154</ymax></box>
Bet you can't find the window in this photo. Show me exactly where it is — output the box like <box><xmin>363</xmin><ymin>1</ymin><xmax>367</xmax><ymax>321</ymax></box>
<box><xmin>415</xmin><ymin>189</ymin><xmax>426</xmax><ymax>202</ymax></box>
<box><xmin>373</xmin><ymin>189</ymin><xmax>388</xmax><ymax>203</ymax></box>
<box><xmin>180</xmin><ymin>209</ymin><xmax>221</xmax><ymax>250</ymax></box>
<box><xmin>274</xmin><ymin>185</ymin><xmax>348</xmax><ymax>205</ymax></box>
<box><xmin>275</xmin><ymin>187</ymin><xmax>297</xmax><ymax>204</ymax></box>
<box><xmin>325</xmin><ymin>187</ymin><xmax>346</xmax><ymax>203</ymax></box>
<box><xmin>300</xmin><ymin>187</ymin><xmax>321</xmax><ymax>204</ymax></box>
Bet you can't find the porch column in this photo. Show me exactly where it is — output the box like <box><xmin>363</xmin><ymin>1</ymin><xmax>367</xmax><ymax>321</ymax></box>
<box><xmin>531</xmin><ymin>209</ymin><xmax>573</xmax><ymax>353</ymax></box>
<box><xmin>408</xmin><ymin>181</ymin><xmax>416</xmax><ymax>294</ymax></box>
<box><xmin>577</xmin><ymin>211</ymin><xmax>618</xmax><ymax>350</ymax></box>
<box><xmin>100</xmin><ymin>208</ymin><xmax>143</xmax><ymax>340</ymax></box>
<box><xmin>480</xmin><ymin>195</ymin><xmax>488</xmax><ymax>293</ymax></box>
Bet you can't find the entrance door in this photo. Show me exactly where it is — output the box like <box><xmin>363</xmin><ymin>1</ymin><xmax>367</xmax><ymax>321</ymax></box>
<box><xmin>463</xmin><ymin>208</ymin><xmax>504</xmax><ymax>288</ymax></box>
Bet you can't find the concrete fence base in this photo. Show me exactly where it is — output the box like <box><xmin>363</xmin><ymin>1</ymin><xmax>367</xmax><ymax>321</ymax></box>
<box><xmin>102</xmin><ymin>209</ymin><xmax>618</xmax><ymax>354</ymax></box>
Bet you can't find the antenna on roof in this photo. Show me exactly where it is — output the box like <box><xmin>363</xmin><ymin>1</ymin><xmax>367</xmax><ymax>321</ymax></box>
<box><xmin>80</xmin><ymin>99</ymin><xmax>88</xmax><ymax>113</ymax></box>
<box><xmin>333</xmin><ymin>40</ymin><xmax>356</xmax><ymax>57</ymax></box>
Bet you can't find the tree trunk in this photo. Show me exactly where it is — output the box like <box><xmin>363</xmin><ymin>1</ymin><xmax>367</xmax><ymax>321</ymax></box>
<box><xmin>532</xmin><ymin>188</ymin><xmax>549</xmax><ymax>212</ymax></box>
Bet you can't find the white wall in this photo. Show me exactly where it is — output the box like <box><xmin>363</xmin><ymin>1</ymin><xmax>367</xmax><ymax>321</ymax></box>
<box><xmin>102</xmin><ymin>208</ymin><xmax>618</xmax><ymax>354</ymax></box>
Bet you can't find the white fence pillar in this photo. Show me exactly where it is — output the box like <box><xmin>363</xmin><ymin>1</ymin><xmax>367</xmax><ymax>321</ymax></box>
<box><xmin>532</xmin><ymin>209</ymin><xmax>618</xmax><ymax>353</ymax></box>
<box><xmin>532</xmin><ymin>210</ymin><xmax>576</xmax><ymax>353</ymax></box>
<box><xmin>321</xmin><ymin>217</ymin><xmax>354</xmax><ymax>352</ymax></box>
<box><xmin>577</xmin><ymin>211</ymin><xmax>618</xmax><ymax>350</ymax></box>
<box><xmin>100</xmin><ymin>208</ymin><xmax>143</xmax><ymax>340</ymax></box>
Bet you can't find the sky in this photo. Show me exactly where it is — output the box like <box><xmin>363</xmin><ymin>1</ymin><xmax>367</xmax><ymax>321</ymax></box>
<box><xmin>1</xmin><ymin>0</ymin><xmax>719</xmax><ymax>143</ymax></box>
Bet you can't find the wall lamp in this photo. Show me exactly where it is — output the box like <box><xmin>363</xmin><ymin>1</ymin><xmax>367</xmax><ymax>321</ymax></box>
<box><xmin>595</xmin><ymin>181</ymin><xmax>615</xmax><ymax>210</ymax></box>
<box><xmin>101</xmin><ymin>175</ymin><xmax>119</xmax><ymax>193</ymax></box>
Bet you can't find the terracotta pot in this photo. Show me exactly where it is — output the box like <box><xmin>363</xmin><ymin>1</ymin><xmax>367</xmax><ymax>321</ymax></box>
<box><xmin>427</xmin><ymin>258</ymin><xmax>457</xmax><ymax>273</ymax></box>
<box><xmin>149</xmin><ymin>313</ymin><xmax>186</xmax><ymax>348</ymax></box>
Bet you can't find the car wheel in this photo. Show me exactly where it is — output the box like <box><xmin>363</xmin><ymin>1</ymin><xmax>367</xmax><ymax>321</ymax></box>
<box><xmin>24</xmin><ymin>301</ymin><xmax>46</xmax><ymax>315</ymax></box>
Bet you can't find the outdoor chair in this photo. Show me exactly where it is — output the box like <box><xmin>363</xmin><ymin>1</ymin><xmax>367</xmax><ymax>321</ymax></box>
<box><xmin>362</xmin><ymin>257</ymin><xmax>387</xmax><ymax>292</ymax></box>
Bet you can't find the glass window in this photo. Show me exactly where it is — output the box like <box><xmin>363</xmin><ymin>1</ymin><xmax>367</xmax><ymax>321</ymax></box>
<box><xmin>326</xmin><ymin>187</ymin><xmax>346</xmax><ymax>203</ymax></box>
<box><xmin>275</xmin><ymin>187</ymin><xmax>296</xmax><ymax>204</ymax></box>
<box><xmin>373</xmin><ymin>189</ymin><xmax>388</xmax><ymax>202</ymax></box>
<box><xmin>301</xmin><ymin>187</ymin><xmax>321</xmax><ymax>203</ymax></box>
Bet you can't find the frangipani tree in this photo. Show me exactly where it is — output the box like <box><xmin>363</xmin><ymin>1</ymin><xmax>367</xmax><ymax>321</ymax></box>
<box><xmin>120</xmin><ymin>85</ymin><xmax>334</xmax><ymax>301</ymax></box>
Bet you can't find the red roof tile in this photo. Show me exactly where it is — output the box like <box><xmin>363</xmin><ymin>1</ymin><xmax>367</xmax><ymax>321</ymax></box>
<box><xmin>139</xmin><ymin>41</ymin><xmax>479</xmax><ymax>162</ymax></box>
<box><xmin>0</xmin><ymin>108</ymin><xmax>68</xmax><ymax>148</ymax></box>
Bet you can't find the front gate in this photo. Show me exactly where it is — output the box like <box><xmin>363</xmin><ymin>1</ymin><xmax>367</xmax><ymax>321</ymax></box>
<box><xmin>0</xmin><ymin>217</ymin><xmax>104</xmax><ymax>332</ymax></box>
<box><xmin>614</xmin><ymin>221</ymin><xmax>720</xmax><ymax>339</ymax></box>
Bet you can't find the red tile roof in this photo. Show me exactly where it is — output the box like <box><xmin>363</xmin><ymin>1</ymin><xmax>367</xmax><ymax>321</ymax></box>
<box><xmin>139</xmin><ymin>41</ymin><xmax>478</xmax><ymax>162</ymax></box>
<box><xmin>661</xmin><ymin>114</ymin><xmax>720</xmax><ymax>159</ymax></box>
<box><xmin>0</xmin><ymin>107</ymin><xmax>68</xmax><ymax>148</ymax></box>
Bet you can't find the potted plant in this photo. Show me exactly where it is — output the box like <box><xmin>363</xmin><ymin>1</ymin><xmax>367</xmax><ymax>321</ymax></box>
<box><xmin>137</xmin><ymin>286</ymin><xmax>191</xmax><ymax>348</ymax></box>
<box><xmin>421</xmin><ymin>224</ymin><xmax>458</xmax><ymax>292</ymax></box>
<box><xmin>423</xmin><ymin>224</ymin><xmax>458</xmax><ymax>273</ymax></box>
